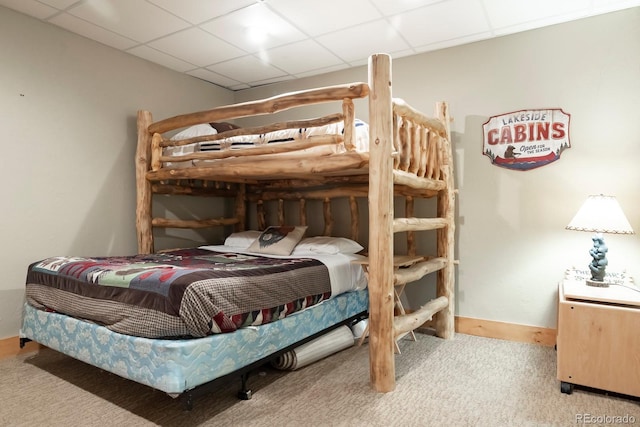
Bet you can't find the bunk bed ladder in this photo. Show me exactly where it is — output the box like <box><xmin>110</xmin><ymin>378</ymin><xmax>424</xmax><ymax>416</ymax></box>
<box><xmin>367</xmin><ymin>54</ymin><xmax>456</xmax><ymax>393</ymax></box>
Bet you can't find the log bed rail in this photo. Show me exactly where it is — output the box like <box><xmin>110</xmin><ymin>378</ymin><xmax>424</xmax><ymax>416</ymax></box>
<box><xmin>135</xmin><ymin>53</ymin><xmax>456</xmax><ymax>393</ymax></box>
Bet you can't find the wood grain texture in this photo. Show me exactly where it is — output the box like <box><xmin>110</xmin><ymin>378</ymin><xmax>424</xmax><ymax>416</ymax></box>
<box><xmin>435</xmin><ymin>101</ymin><xmax>455</xmax><ymax>339</ymax></box>
<box><xmin>454</xmin><ymin>317</ymin><xmax>556</xmax><ymax>346</ymax></box>
<box><xmin>557</xmin><ymin>281</ymin><xmax>640</xmax><ymax>397</ymax></box>
<box><xmin>149</xmin><ymin>83</ymin><xmax>369</xmax><ymax>134</ymax></box>
<box><xmin>0</xmin><ymin>337</ymin><xmax>41</xmax><ymax>361</ymax></box>
<box><xmin>136</xmin><ymin>110</ymin><xmax>154</xmax><ymax>254</ymax></box>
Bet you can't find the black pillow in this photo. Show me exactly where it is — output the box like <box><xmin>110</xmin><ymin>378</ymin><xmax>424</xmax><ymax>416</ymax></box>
<box><xmin>209</xmin><ymin>122</ymin><xmax>240</xmax><ymax>133</ymax></box>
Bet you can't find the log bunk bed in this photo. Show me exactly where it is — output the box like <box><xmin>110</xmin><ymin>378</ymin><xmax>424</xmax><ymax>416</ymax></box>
<box><xmin>19</xmin><ymin>54</ymin><xmax>456</xmax><ymax>407</ymax></box>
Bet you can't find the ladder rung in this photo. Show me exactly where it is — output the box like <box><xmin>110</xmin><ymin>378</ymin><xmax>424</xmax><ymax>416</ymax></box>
<box><xmin>394</xmin><ymin>257</ymin><xmax>447</xmax><ymax>285</ymax></box>
<box><xmin>393</xmin><ymin>217</ymin><xmax>448</xmax><ymax>233</ymax></box>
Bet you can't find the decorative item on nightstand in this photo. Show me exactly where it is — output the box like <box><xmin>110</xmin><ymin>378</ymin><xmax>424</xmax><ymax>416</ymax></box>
<box><xmin>565</xmin><ymin>194</ymin><xmax>634</xmax><ymax>287</ymax></box>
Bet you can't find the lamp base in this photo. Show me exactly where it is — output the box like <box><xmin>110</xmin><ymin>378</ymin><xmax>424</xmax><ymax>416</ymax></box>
<box><xmin>585</xmin><ymin>279</ymin><xmax>610</xmax><ymax>288</ymax></box>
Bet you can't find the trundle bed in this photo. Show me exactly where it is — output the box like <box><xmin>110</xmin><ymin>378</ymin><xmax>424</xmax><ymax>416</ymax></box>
<box><xmin>20</xmin><ymin>54</ymin><xmax>456</xmax><ymax>405</ymax></box>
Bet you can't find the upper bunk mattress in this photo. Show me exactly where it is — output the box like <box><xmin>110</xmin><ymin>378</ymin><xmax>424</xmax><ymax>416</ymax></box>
<box><xmin>25</xmin><ymin>248</ymin><xmax>363</xmax><ymax>339</ymax></box>
<box><xmin>163</xmin><ymin>119</ymin><xmax>369</xmax><ymax>169</ymax></box>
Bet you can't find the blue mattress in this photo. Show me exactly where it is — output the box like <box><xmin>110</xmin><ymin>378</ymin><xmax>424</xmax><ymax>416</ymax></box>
<box><xmin>20</xmin><ymin>289</ymin><xmax>368</xmax><ymax>395</ymax></box>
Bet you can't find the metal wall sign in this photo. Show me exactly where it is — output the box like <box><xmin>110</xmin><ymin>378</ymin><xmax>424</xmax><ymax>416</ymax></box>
<box><xmin>482</xmin><ymin>108</ymin><xmax>571</xmax><ymax>171</ymax></box>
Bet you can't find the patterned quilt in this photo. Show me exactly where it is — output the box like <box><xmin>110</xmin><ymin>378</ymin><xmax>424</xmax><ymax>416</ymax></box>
<box><xmin>25</xmin><ymin>248</ymin><xmax>331</xmax><ymax>338</ymax></box>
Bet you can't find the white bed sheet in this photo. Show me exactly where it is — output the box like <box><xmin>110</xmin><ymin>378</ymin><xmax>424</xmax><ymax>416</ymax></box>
<box><xmin>199</xmin><ymin>245</ymin><xmax>368</xmax><ymax>296</ymax></box>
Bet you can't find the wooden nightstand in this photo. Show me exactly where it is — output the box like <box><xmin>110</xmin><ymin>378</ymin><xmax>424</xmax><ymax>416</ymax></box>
<box><xmin>556</xmin><ymin>270</ymin><xmax>640</xmax><ymax>397</ymax></box>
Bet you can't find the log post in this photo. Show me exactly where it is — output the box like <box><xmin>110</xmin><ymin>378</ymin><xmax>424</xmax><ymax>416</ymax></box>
<box><xmin>278</xmin><ymin>199</ymin><xmax>285</xmax><ymax>225</ymax></box>
<box><xmin>136</xmin><ymin>110</ymin><xmax>154</xmax><ymax>254</ymax></box>
<box><xmin>257</xmin><ymin>200</ymin><xmax>266</xmax><ymax>230</ymax></box>
<box><xmin>399</xmin><ymin>119</ymin><xmax>410</xmax><ymax>172</ymax></box>
<box><xmin>342</xmin><ymin>98</ymin><xmax>355</xmax><ymax>151</ymax></box>
<box><xmin>151</xmin><ymin>133</ymin><xmax>163</xmax><ymax>171</ymax></box>
<box><xmin>435</xmin><ymin>102</ymin><xmax>455</xmax><ymax>339</ymax></box>
<box><xmin>405</xmin><ymin>197</ymin><xmax>415</xmax><ymax>257</ymax></box>
<box><xmin>368</xmin><ymin>53</ymin><xmax>395</xmax><ymax>392</ymax></box>
<box><xmin>234</xmin><ymin>184</ymin><xmax>246</xmax><ymax>232</ymax></box>
<box><xmin>427</xmin><ymin>133</ymin><xmax>436</xmax><ymax>179</ymax></box>
<box><xmin>349</xmin><ymin>196</ymin><xmax>359</xmax><ymax>242</ymax></box>
<box><xmin>299</xmin><ymin>199</ymin><xmax>307</xmax><ymax>226</ymax></box>
<box><xmin>323</xmin><ymin>198</ymin><xmax>333</xmax><ymax>236</ymax></box>
<box><xmin>418</xmin><ymin>128</ymin><xmax>428</xmax><ymax>177</ymax></box>
<box><xmin>392</xmin><ymin>114</ymin><xmax>400</xmax><ymax>169</ymax></box>
<box><xmin>409</xmin><ymin>124</ymin><xmax>420</xmax><ymax>174</ymax></box>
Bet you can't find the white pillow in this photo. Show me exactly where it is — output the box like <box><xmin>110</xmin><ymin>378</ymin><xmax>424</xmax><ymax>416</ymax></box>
<box><xmin>292</xmin><ymin>236</ymin><xmax>364</xmax><ymax>255</ymax></box>
<box><xmin>164</xmin><ymin>124</ymin><xmax>218</xmax><ymax>167</ymax></box>
<box><xmin>224</xmin><ymin>230</ymin><xmax>261</xmax><ymax>248</ymax></box>
<box><xmin>170</xmin><ymin>124</ymin><xmax>217</xmax><ymax>140</ymax></box>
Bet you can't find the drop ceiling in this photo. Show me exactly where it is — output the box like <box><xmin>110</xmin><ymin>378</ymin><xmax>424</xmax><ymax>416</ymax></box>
<box><xmin>2</xmin><ymin>0</ymin><xmax>638</xmax><ymax>90</ymax></box>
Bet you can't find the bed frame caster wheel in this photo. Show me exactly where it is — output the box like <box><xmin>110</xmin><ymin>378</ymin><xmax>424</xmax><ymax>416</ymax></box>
<box><xmin>237</xmin><ymin>389</ymin><xmax>252</xmax><ymax>400</ymax></box>
<box><xmin>560</xmin><ymin>381</ymin><xmax>574</xmax><ymax>394</ymax></box>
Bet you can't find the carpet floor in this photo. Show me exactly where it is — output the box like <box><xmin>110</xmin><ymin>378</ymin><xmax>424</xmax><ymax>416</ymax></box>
<box><xmin>0</xmin><ymin>332</ymin><xmax>637</xmax><ymax>427</ymax></box>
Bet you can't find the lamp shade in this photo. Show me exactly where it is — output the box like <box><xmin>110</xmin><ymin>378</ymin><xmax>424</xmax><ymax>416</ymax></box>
<box><xmin>566</xmin><ymin>194</ymin><xmax>634</xmax><ymax>234</ymax></box>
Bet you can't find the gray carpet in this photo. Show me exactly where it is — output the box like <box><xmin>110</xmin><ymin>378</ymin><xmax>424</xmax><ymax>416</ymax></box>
<box><xmin>0</xmin><ymin>332</ymin><xmax>637</xmax><ymax>427</ymax></box>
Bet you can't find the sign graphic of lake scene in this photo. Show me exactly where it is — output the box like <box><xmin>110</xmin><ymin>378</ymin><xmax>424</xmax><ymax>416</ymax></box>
<box><xmin>482</xmin><ymin>109</ymin><xmax>571</xmax><ymax>171</ymax></box>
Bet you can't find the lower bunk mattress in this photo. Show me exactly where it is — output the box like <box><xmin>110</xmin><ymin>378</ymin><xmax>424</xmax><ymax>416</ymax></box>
<box><xmin>20</xmin><ymin>288</ymin><xmax>368</xmax><ymax>395</ymax></box>
<box><xmin>24</xmin><ymin>248</ymin><xmax>366</xmax><ymax>338</ymax></box>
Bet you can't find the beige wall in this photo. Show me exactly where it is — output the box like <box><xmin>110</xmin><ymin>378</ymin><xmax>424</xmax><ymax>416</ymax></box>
<box><xmin>0</xmin><ymin>7</ymin><xmax>234</xmax><ymax>339</ymax></box>
<box><xmin>237</xmin><ymin>8</ymin><xmax>640</xmax><ymax>329</ymax></box>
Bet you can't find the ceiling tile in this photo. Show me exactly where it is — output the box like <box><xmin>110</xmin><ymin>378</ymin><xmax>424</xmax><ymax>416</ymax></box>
<box><xmin>592</xmin><ymin>0</ymin><xmax>640</xmax><ymax>13</ymax></box>
<box><xmin>250</xmin><ymin>74</ymin><xmax>296</xmax><ymax>87</ymax></box>
<box><xmin>391</xmin><ymin>0</ymin><xmax>490</xmax><ymax>47</ymax></box>
<box><xmin>48</xmin><ymin>13</ymin><xmax>138</xmax><ymax>50</ymax></box>
<box><xmin>3</xmin><ymin>0</ymin><xmax>639</xmax><ymax>91</ymax></box>
<box><xmin>414</xmin><ymin>32</ymin><xmax>493</xmax><ymax>53</ymax></box>
<box><xmin>229</xmin><ymin>83</ymin><xmax>252</xmax><ymax>91</ymax></box>
<box><xmin>483</xmin><ymin>0</ymin><xmax>590</xmax><ymax>29</ymax></box>
<box><xmin>369</xmin><ymin>0</ymin><xmax>442</xmax><ymax>16</ymax></box>
<box><xmin>67</xmin><ymin>0</ymin><xmax>190</xmax><ymax>42</ymax></box>
<box><xmin>39</xmin><ymin>0</ymin><xmax>77</xmax><ymax>9</ymax></box>
<box><xmin>187</xmin><ymin>68</ymin><xmax>243</xmax><ymax>88</ymax></box>
<box><xmin>206</xmin><ymin>55</ymin><xmax>287</xmax><ymax>85</ymax></box>
<box><xmin>127</xmin><ymin>45</ymin><xmax>196</xmax><ymax>72</ymax></box>
<box><xmin>491</xmin><ymin>14</ymin><xmax>587</xmax><ymax>37</ymax></box>
<box><xmin>344</xmin><ymin>48</ymin><xmax>419</xmax><ymax>69</ymax></box>
<box><xmin>200</xmin><ymin>3</ymin><xmax>307</xmax><ymax>53</ymax></box>
<box><xmin>315</xmin><ymin>19</ymin><xmax>411</xmax><ymax>63</ymax></box>
<box><xmin>149</xmin><ymin>27</ymin><xmax>246</xmax><ymax>67</ymax></box>
<box><xmin>380</xmin><ymin>48</ymin><xmax>417</xmax><ymax>62</ymax></box>
<box><xmin>262</xmin><ymin>40</ymin><xmax>344</xmax><ymax>75</ymax></box>
<box><xmin>147</xmin><ymin>0</ymin><xmax>255</xmax><ymax>24</ymax></box>
<box><xmin>294</xmin><ymin>63</ymin><xmax>351</xmax><ymax>78</ymax></box>
<box><xmin>267</xmin><ymin>0</ymin><xmax>382</xmax><ymax>36</ymax></box>
<box><xmin>0</xmin><ymin>0</ymin><xmax>57</xmax><ymax>19</ymax></box>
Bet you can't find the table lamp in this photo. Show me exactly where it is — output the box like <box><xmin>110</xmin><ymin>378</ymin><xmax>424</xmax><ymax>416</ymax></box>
<box><xmin>565</xmin><ymin>194</ymin><xmax>634</xmax><ymax>287</ymax></box>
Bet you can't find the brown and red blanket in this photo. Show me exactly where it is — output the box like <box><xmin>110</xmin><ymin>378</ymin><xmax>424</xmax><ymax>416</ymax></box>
<box><xmin>25</xmin><ymin>248</ymin><xmax>331</xmax><ymax>338</ymax></box>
